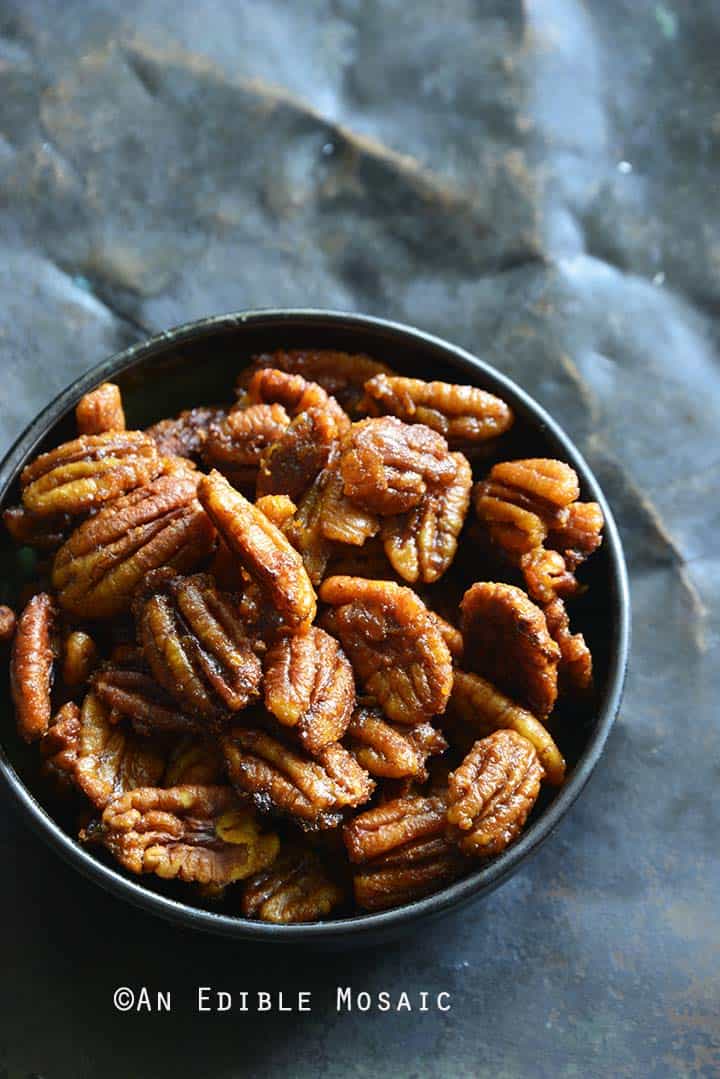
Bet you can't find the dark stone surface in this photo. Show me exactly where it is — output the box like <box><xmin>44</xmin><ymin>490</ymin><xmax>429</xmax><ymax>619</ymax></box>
<box><xmin>0</xmin><ymin>2</ymin><xmax>717</xmax><ymax>1076</ymax></box>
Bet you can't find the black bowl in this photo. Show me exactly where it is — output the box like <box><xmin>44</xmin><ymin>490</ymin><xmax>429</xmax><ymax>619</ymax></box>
<box><xmin>0</xmin><ymin>310</ymin><xmax>629</xmax><ymax>945</ymax></box>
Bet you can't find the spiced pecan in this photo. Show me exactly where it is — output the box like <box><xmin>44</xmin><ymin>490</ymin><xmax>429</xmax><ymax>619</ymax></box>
<box><xmin>445</xmin><ymin>669</ymin><xmax>565</xmax><ymax>786</ymax></box>
<box><xmin>263</xmin><ymin>627</ymin><xmax>355</xmax><ymax>754</ymax></box>
<box><xmin>52</xmin><ymin>472</ymin><xmax>215</xmax><ymax>619</ymax></box>
<box><xmin>241</xmin><ymin>844</ymin><xmax>346</xmax><ymax>923</ymax></box>
<box><xmin>344</xmin><ymin>794</ymin><xmax>448</xmax><ymax>863</ymax></box>
<box><xmin>426</xmin><ymin>610</ymin><xmax>464</xmax><ymax>661</ymax></box>
<box><xmin>255</xmin><ymin>494</ymin><xmax>297</xmax><ymax>530</ymax></box>
<box><xmin>222</xmin><ymin>726</ymin><xmax>374</xmax><ymax>830</ymax></box>
<box><xmin>3</xmin><ymin>505</ymin><xmax>73</xmax><ymax>551</ymax></box>
<box><xmin>75</xmin><ymin>691</ymin><xmax>167</xmax><ymax>808</ymax></box>
<box><xmin>40</xmin><ymin>701</ymin><xmax>81</xmax><ymax>791</ymax></box>
<box><xmin>547</xmin><ymin>501</ymin><xmax>604</xmax><ymax>570</ymax></box>
<box><xmin>245</xmin><ymin>367</ymin><xmax>350</xmax><ymax>433</ymax></box>
<box><xmin>163</xmin><ymin>736</ymin><xmax>227</xmax><ymax>787</ymax></box>
<box><xmin>91</xmin><ymin>785</ymin><xmax>279</xmax><ymax>885</ymax></box>
<box><xmin>146</xmin><ymin>406</ymin><xmax>226</xmax><ymax>461</ymax></box>
<box><xmin>242</xmin><ymin>349</ymin><xmax>393</xmax><ymax>413</ymax></box>
<box><xmin>473</xmin><ymin>458</ymin><xmax>578</xmax><ymax>559</ymax></box>
<box><xmin>319</xmin><ymin>576</ymin><xmax>453</xmax><ymax>725</ymax></box>
<box><xmin>10</xmin><ymin>592</ymin><xmax>57</xmax><ymax>742</ymax></box>
<box><xmin>446</xmin><ymin>730</ymin><xmax>543</xmax><ymax>857</ymax></box>
<box><xmin>93</xmin><ymin>665</ymin><xmax>207</xmax><ymax>736</ymax></box>
<box><xmin>282</xmin><ymin>471</ymin><xmax>334</xmax><ymax>586</ymax></box>
<box><xmin>61</xmin><ymin>630</ymin><xmax>98</xmax><ymax>687</ymax></box>
<box><xmin>460</xmin><ymin>582</ymin><xmax>559</xmax><ymax>719</ymax></box>
<box><xmin>75</xmin><ymin>382</ymin><xmax>126</xmax><ymax>435</ymax></box>
<box><xmin>362</xmin><ymin>374</ymin><xmax>513</xmax><ymax>446</ymax></box>
<box><xmin>20</xmin><ymin>431</ymin><xmax>162</xmax><ymax>517</ymax></box>
<box><xmin>346</xmin><ymin>707</ymin><xmax>447</xmax><ymax>780</ymax></box>
<box><xmin>0</xmin><ymin>605</ymin><xmax>16</xmax><ymax>643</ymax></box>
<box><xmin>542</xmin><ymin>597</ymin><xmax>593</xmax><ymax>695</ymax></box>
<box><xmin>339</xmin><ymin>417</ymin><xmax>457</xmax><ymax>516</ymax></box>
<box><xmin>198</xmin><ymin>470</ymin><xmax>316</xmax><ymax>631</ymax></box>
<box><xmin>520</xmin><ymin>547</ymin><xmax>579</xmax><ymax>604</ymax></box>
<box><xmin>137</xmin><ymin>573</ymin><xmax>262</xmax><ymax>722</ymax></box>
<box><xmin>202</xmin><ymin>403</ymin><xmax>291</xmax><ymax>488</ymax></box>
<box><xmin>382</xmin><ymin>452</ymin><xmax>471</xmax><ymax>583</ymax></box>
<box><xmin>256</xmin><ymin>407</ymin><xmax>340</xmax><ymax>501</ymax></box>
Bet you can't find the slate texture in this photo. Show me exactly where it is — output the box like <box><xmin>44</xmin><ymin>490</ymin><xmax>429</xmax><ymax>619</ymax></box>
<box><xmin>0</xmin><ymin>2</ymin><xmax>718</xmax><ymax>1077</ymax></box>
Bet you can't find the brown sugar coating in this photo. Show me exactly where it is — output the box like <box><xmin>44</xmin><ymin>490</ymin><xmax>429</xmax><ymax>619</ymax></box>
<box><xmin>4</xmin><ymin>358</ymin><xmax>605</xmax><ymax>920</ymax></box>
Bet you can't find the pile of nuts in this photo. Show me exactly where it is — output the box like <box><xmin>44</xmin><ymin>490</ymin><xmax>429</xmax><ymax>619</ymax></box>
<box><xmin>0</xmin><ymin>349</ymin><xmax>604</xmax><ymax>921</ymax></box>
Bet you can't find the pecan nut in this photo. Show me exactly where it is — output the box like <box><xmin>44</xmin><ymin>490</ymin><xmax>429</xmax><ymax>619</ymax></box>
<box><xmin>344</xmin><ymin>793</ymin><xmax>448</xmax><ymax>864</ymax></box>
<box><xmin>52</xmin><ymin>472</ymin><xmax>215</xmax><ymax>619</ymax></box>
<box><xmin>3</xmin><ymin>505</ymin><xmax>73</xmax><ymax>551</ymax></box>
<box><xmin>446</xmin><ymin>729</ymin><xmax>543</xmax><ymax>857</ymax></box>
<box><xmin>242</xmin><ymin>349</ymin><xmax>393</xmax><ymax>413</ymax></box>
<box><xmin>61</xmin><ymin>629</ymin><xmax>98</xmax><ymax>687</ymax></box>
<box><xmin>319</xmin><ymin>576</ymin><xmax>453</xmax><ymax>725</ymax></box>
<box><xmin>198</xmin><ymin>470</ymin><xmax>316</xmax><ymax>631</ymax></box>
<box><xmin>222</xmin><ymin>726</ymin><xmax>374</xmax><ymax>830</ymax></box>
<box><xmin>362</xmin><ymin>374</ymin><xmax>514</xmax><ymax>447</ymax></box>
<box><xmin>146</xmin><ymin>406</ymin><xmax>226</xmax><ymax>461</ymax></box>
<box><xmin>382</xmin><ymin>451</ymin><xmax>472</xmax><ymax>583</ymax></box>
<box><xmin>256</xmin><ymin>407</ymin><xmax>340</xmax><ymax>502</ymax></box>
<box><xmin>137</xmin><ymin>573</ymin><xmax>262</xmax><ymax>722</ymax></box>
<box><xmin>339</xmin><ymin>417</ymin><xmax>457</xmax><ymax>516</ymax></box>
<box><xmin>93</xmin><ymin>665</ymin><xmax>207</xmax><ymax>736</ymax></box>
<box><xmin>346</xmin><ymin>707</ymin><xmax>447</xmax><ymax>780</ymax></box>
<box><xmin>246</xmin><ymin>367</ymin><xmax>350</xmax><ymax>433</ymax></box>
<box><xmin>263</xmin><ymin>627</ymin><xmax>355</xmax><ymax>754</ymax></box>
<box><xmin>202</xmin><ymin>403</ymin><xmax>291</xmax><ymax>488</ymax></box>
<box><xmin>163</xmin><ymin>736</ymin><xmax>227</xmax><ymax>786</ymax></box>
<box><xmin>91</xmin><ymin>785</ymin><xmax>280</xmax><ymax>885</ymax></box>
<box><xmin>460</xmin><ymin>582</ymin><xmax>560</xmax><ymax>719</ymax></box>
<box><xmin>75</xmin><ymin>382</ymin><xmax>126</xmax><ymax>435</ymax></box>
<box><xmin>40</xmin><ymin>701</ymin><xmax>81</xmax><ymax>791</ymax></box>
<box><xmin>547</xmin><ymin>501</ymin><xmax>604</xmax><ymax>570</ymax></box>
<box><xmin>10</xmin><ymin>592</ymin><xmax>57</xmax><ymax>742</ymax></box>
<box><xmin>445</xmin><ymin>669</ymin><xmax>565</xmax><ymax>786</ymax></box>
<box><xmin>21</xmin><ymin>431</ymin><xmax>162</xmax><ymax>517</ymax></box>
<box><xmin>542</xmin><ymin>597</ymin><xmax>593</xmax><ymax>695</ymax></box>
<box><xmin>240</xmin><ymin>844</ymin><xmax>346</xmax><ymax>923</ymax></box>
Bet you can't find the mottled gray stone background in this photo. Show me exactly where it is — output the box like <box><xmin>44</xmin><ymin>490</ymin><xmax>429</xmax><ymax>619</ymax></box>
<box><xmin>1</xmin><ymin>2</ymin><xmax>718</xmax><ymax>1077</ymax></box>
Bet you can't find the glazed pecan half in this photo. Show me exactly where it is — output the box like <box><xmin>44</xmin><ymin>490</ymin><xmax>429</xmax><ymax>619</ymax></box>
<box><xmin>245</xmin><ymin>367</ymin><xmax>350</xmax><ymax>434</ymax></box>
<box><xmin>446</xmin><ymin>669</ymin><xmax>565</xmax><ymax>786</ymax></box>
<box><xmin>542</xmin><ymin>597</ymin><xmax>593</xmax><ymax>695</ymax></box>
<box><xmin>263</xmin><ymin>627</ymin><xmax>355</xmax><ymax>754</ymax></box>
<box><xmin>382</xmin><ymin>452</ymin><xmax>472</xmax><ymax>583</ymax></box>
<box><xmin>446</xmin><ymin>730</ymin><xmax>543</xmax><ymax>857</ymax></box>
<box><xmin>319</xmin><ymin>576</ymin><xmax>453</xmax><ymax>725</ymax></box>
<box><xmin>75</xmin><ymin>382</ymin><xmax>126</xmax><ymax>435</ymax></box>
<box><xmin>10</xmin><ymin>592</ymin><xmax>57</xmax><ymax>742</ymax></box>
<box><xmin>52</xmin><ymin>472</ymin><xmax>215</xmax><ymax>618</ymax></box>
<box><xmin>344</xmin><ymin>793</ymin><xmax>448</xmax><ymax>863</ymax></box>
<box><xmin>40</xmin><ymin>701</ymin><xmax>81</xmax><ymax>791</ymax></box>
<box><xmin>346</xmin><ymin>707</ymin><xmax>447</xmax><ymax>780</ymax></box>
<box><xmin>137</xmin><ymin>573</ymin><xmax>262</xmax><ymax>723</ymax></box>
<box><xmin>198</xmin><ymin>470</ymin><xmax>316</xmax><ymax>631</ymax></box>
<box><xmin>75</xmin><ymin>691</ymin><xmax>167</xmax><ymax>809</ymax></box>
<box><xmin>241</xmin><ymin>844</ymin><xmax>346</xmax><ymax>923</ymax></box>
<box><xmin>92</xmin><ymin>785</ymin><xmax>279</xmax><ymax>886</ymax></box>
<box><xmin>146</xmin><ymin>406</ymin><xmax>226</xmax><ymax>461</ymax></box>
<box><xmin>3</xmin><ymin>505</ymin><xmax>73</xmax><ymax>551</ymax></box>
<box><xmin>460</xmin><ymin>582</ymin><xmax>560</xmax><ymax>719</ymax></box>
<box><xmin>222</xmin><ymin>726</ymin><xmax>374</xmax><ymax>830</ymax></box>
<box><xmin>256</xmin><ymin>407</ymin><xmax>340</xmax><ymax>502</ymax></box>
<box><xmin>61</xmin><ymin>630</ymin><xmax>98</xmax><ymax>687</ymax></box>
<box><xmin>242</xmin><ymin>349</ymin><xmax>393</xmax><ymax>413</ymax></box>
<box><xmin>547</xmin><ymin>501</ymin><xmax>604</xmax><ymax>570</ymax></box>
<box><xmin>362</xmin><ymin>374</ymin><xmax>513</xmax><ymax>447</ymax></box>
<box><xmin>93</xmin><ymin>665</ymin><xmax>207</xmax><ymax>736</ymax></box>
<box><xmin>21</xmin><ymin>431</ymin><xmax>162</xmax><ymax>517</ymax></box>
<box><xmin>339</xmin><ymin>417</ymin><xmax>457</xmax><ymax>516</ymax></box>
<box><xmin>202</xmin><ymin>403</ymin><xmax>290</xmax><ymax>488</ymax></box>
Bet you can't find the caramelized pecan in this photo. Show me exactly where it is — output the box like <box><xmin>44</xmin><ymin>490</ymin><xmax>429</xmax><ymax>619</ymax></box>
<box><xmin>198</xmin><ymin>470</ymin><xmax>316</xmax><ymax>631</ymax></box>
<box><xmin>473</xmin><ymin>458</ymin><xmax>578</xmax><ymax>560</ymax></box>
<box><xmin>446</xmin><ymin>730</ymin><xmax>543</xmax><ymax>857</ymax></box>
<box><xmin>40</xmin><ymin>701</ymin><xmax>81</xmax><ymax>791</ymax></box>
<box><xmin>75</xmin><ymin>382</ymin><xmax>126</xmax><ymax>435</ymax></box>
<box><xmin>243</xmin><ymin>349</ymin><xmax>393</xmax><ymax>413</ymax></box>
<box><xmin>344</xmin><ymin>794</ymin><xmax>448</xmax><ymax>863</ymax></box>
<box><xmin>75</xmin><ymin>691</ymin><xmax>167</xmax><ymax>808</ymax></box>
<box><xmin>222</xmin><ymin>726</ymin><xmax>374</xmax><ymax>830</ymax></box>
<box><xmin>3</xmin><ymin>505</ymin><xmax>73</xmax><ymax>551</ymax></box>
<box><xmin>137</xmin><ymin>573</ymin><xmax>262</xmax><ymax>722</ymax></box>
<box><xmin>93</xmin><ymin>665</ymin><xmax>206</xmax><ymax>736</ymax></box>
<box><xmin>520</xmin><ymin>547</ymin><xmax>579</xmax><ymax>604</ymax></box>
<box><xmin>346</xmin><ymin>707</ymin><xmax>447</xmax><ymax>780</ymax></box>
<box><xmin>241</xmin><ymin>844</ymin><xmax>346</xmax><ymax>923</ymax></box>
<box><xmin>52</xmin><ymin>472</ymin><xmax>215</xmax><ymax>618</ymax></box>
<box><xmin>339</xmin><ymin>417</ymin><xmax>457</xmax><ymax>516</ymax></box>
<box><xmin>21</xmin><ymin>431</ymin><xmax>162</xmax><ymax>517</ymax></box>
<box><xmin>202</xmin><ymin>403</ymin><xmax>290</xmax><ymax>488</ymax></box>
<box><xmin>163</xmin><ymin>736</ymin><xmax>227</xmax><ymax>786</ymax></box>
<box><xmin>246</xmin><ymin>367</ymin><xmax>350</xmax><ymax>433</ymax></box>
<box><xmin>382</xmin><ymin>452</ymin><xmax>471</xmax><ymax>583</ymax></box>
<box><xmin>146</xmin><ymin>406</ymin><xmax>226</xmax><ymax>461</ymax></box>
<box><xmin>91</xmin><ymin>785</ymin><xmax>279</xmax><ymax>885</ymax></box>
<box><xmin>446</xmin><ymin>669</ymin><xmax>565</xmax><ymax>786</ymax></box>
<box><xmin>256</xmin><ymin>407</ymin><xmax>340</xmax><ymax>501</ymax></box>
<box><xmin>0</xmin><ymin>604</ymin><xmax>16</xmax><ymax>643</ymax></box>
<box><xmin>255</xmin><ymin>494</ymin><xmax>297</xmax><ymax>530</ymax></box>
<box><xmin>61</xmin><ymin>630</ymin><xmax>98</xmax><ymax>687</ymax></box>
<box><xmin>263</xmin><ymin>627</ymin><xmax>355</xmax><ymax>754</ymax></box>
<box><xmin>319</xmin><ymin>576</ymin><xmax>453</xmax><ymax>725</ymax></box>
<box><xmin>10</xmin><ymin>592</ymin><xmax>57</xmax><ymax>742</ymax></box>
<box><xmin>362</xmin><ymin>374</ymin><xmax>513</xmax><ymax>446</ymax></box>
<box><xmin>547</xmin><ymin>501</ymin><xmax>604</xmax><ymax>570</ymax></box>
<box><xmin>542</xmin><ymin>597</ymin><xmax>593</xmax><ymax>695</ymax></box>
<box><xmin>460</xmin><ymin>582</ymin><xmax>559</xmax><ymax>719</ymax></box>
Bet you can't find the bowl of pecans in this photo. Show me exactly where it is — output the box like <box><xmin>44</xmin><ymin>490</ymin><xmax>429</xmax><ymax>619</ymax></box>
<box><xmin>0</xmin><ymin>310</ymin><xmax>629</xmax><ymax>943</ymax></box>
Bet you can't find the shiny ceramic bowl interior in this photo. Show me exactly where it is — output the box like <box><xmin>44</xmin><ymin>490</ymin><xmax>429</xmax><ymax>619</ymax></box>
<box><xmin>0</xmin><ymin>311</ymin><xmax>629</xmax><ymax>944</ymax></box>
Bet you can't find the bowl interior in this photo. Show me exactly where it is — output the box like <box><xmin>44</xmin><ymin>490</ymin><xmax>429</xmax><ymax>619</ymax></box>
<box><xmin>0</xmin><ymin>312</ymin><xmax>627</xmax><ymax>941</ymax></box>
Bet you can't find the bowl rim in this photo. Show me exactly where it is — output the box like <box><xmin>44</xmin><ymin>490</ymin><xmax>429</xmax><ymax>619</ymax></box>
<box><xmin>0</xmin><ymin>308</ymin><xmax>630</xmax><ymax>943</ymax></box>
